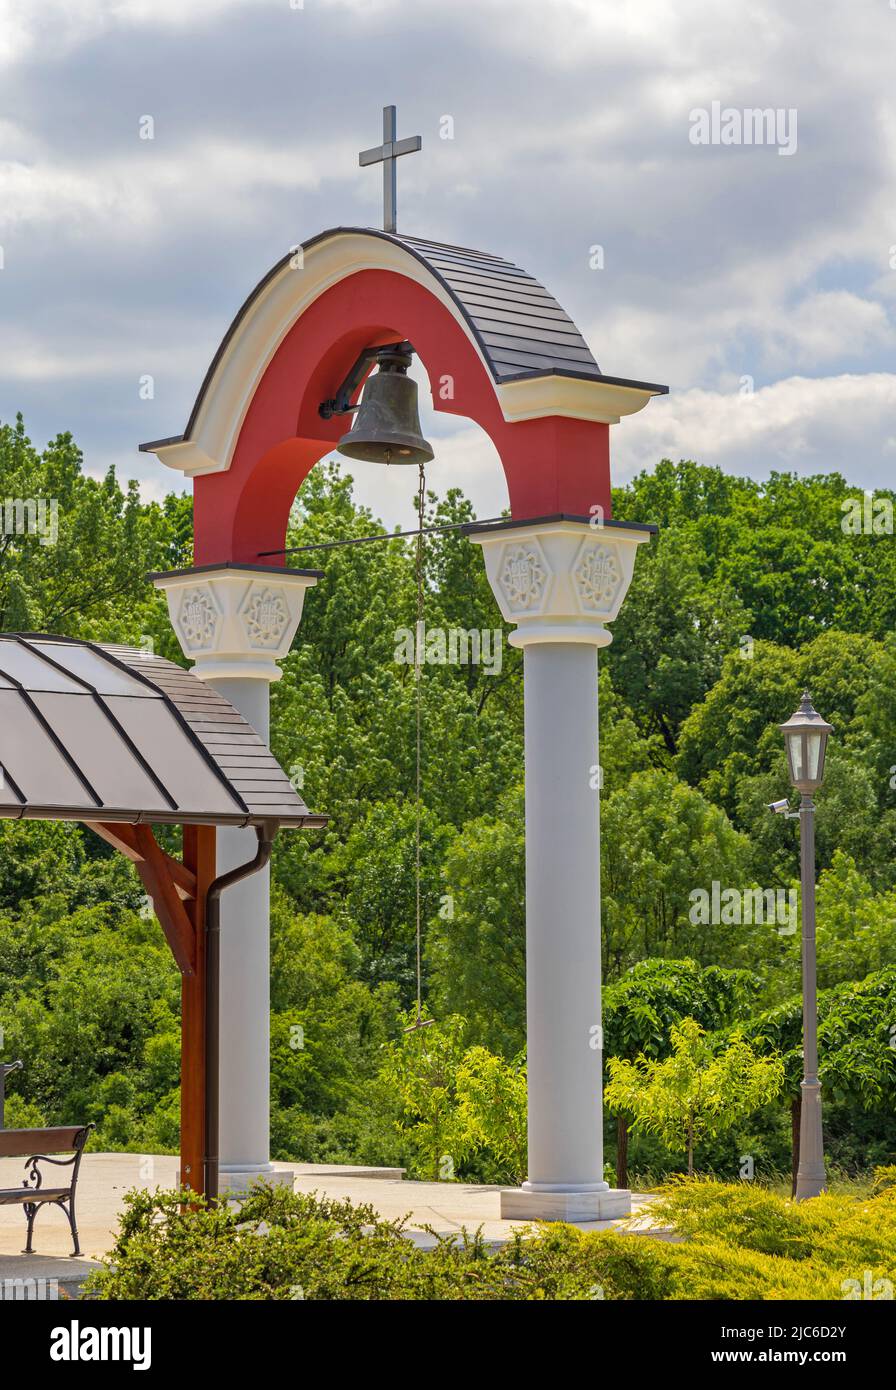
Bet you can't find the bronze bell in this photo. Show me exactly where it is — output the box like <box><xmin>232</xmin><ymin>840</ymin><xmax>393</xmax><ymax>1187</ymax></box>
<box><xmin>337</xmin><ymin>346</ymin><xmax>434</xmax><ymax>466</ymax></box>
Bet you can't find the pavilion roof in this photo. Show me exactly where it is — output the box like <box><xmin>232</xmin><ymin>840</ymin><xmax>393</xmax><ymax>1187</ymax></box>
<box><xmin>0</xmin><ymin>634</ymin><xmax>325</xmax><ymax>830</ymax></box>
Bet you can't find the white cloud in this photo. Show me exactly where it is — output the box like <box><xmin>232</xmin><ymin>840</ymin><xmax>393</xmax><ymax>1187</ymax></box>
<box><xmin>0</xmin><ymin>0</ymin><xmax>276</xmax><ymax>66</ymax></box>
<box><xmin>759</xmin><ymin>292</ymin><xmax>893</xmax><ymax>370</ymax></box>
<box><xmin>615</xmin><ymin>373</ymin><xmax>896</xmax><ymax>487</ymax></box>
<box><xmin>0</xmin><ymin>331</ymin><xmax>202</xmax><ymax>382</ymax></box>
<box><xmin>4</xmin><ymin>0</ymin><xmax>896</xmax><ymax>514</ymax></box>
<box><xmin>0</xmin><ymin>137</ymin><xmax>332</xmax><ymax>238</ymax></box>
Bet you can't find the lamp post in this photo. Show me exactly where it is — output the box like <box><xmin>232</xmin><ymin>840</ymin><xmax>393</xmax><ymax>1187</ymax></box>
<box><xmin>779</xmin><ymin>691</ymin><xmax>832</xmax><ymax>1201</ymax></box>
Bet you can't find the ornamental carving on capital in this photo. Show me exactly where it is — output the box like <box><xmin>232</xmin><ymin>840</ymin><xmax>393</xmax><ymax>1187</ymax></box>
<box><xmin>498</xmin><ymin>541</ymin><xmax>549</xmax><ymax>614</ymax></box>
<box><xmin>573</xmin><ymin>540</ymin><xmax>624</xmax><ymax>614</ymax></box>
<box><xmin>240</xmin><ymin>585</ymin><xmax>291</xmax><ymax>649</ymax></box>
<box><xmin>178</xmin><ymin>587</ymin><xmax>220</xmax><ymax>650</ymax></box>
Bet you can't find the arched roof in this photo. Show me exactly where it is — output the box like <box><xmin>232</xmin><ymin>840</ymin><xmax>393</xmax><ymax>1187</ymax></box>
<box><xmin>395</xmin><ymin>233</ymin><xmax>604</xmax><ymax>382</ymax></box>
<box><xmin>142</xmin><ymin>226</ymin><xmax>666</xmax><ymax>471</ymax></box>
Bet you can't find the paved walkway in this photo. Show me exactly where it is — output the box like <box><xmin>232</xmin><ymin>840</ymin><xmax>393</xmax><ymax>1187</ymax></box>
<box><xmin>0</xmin><ymin>1153</ymin><xmax>653</xmax><ymax>1293</ymax></box>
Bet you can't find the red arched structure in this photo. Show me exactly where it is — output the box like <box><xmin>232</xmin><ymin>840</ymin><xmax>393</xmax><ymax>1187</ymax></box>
<box><xmin>141</xmin><ymin>229</ymin><xmax>666</xmax><ymax>565</ymax></box>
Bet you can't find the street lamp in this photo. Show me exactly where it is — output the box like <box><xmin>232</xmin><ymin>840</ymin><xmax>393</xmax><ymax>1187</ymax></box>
<box><xmin>779</xmin><ymin>691</ymin><xmax>833</xmax><ymax>1201</ymax></box>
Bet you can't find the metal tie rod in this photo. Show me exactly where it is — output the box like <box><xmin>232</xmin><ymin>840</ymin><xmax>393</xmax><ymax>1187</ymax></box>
<box><xmin>259</xmin><ymin>515</ymin><xmax>507</xmax><ymax>558</ymax></box>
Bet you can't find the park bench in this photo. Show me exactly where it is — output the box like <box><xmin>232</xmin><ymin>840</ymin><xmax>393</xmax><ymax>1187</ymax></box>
<box><xmin>0</xmin><ymin>1124</ymin><xmax>93</xmax><ymax>1256</ymax></box>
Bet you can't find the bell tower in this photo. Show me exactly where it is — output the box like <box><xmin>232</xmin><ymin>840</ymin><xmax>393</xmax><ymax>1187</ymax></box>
<box><xmin>145</xmin><ymin>111</ymin><xmax>666</xmax><ymax>1210</ymax></box>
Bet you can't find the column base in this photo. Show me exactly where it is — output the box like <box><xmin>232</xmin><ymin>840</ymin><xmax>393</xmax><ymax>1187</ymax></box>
<box><xmin>219</xmin><ymin>1165</ymin><xmax>295</xmax><ymax>1196</ymax></box>
<box><xmin>500</xmin><ymin>1186</ymin><xmax>631</xmax><ymax>1222</ymax></box>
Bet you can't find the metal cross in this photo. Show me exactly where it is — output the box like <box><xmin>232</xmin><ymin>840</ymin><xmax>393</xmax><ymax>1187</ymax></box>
<box><xmin>359</xmin><ymin>105</ymin><xmax>422</xmax><ymax>235</ymax></box>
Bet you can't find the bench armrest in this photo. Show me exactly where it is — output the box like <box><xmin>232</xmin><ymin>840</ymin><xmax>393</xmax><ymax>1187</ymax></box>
<box><xmin>22</xmin><ymin>1154</ymin><xmax>76</xmax><ymax>1193</ymax></box>
<box><xmin>21</xmin><ymin>1124</ymin><xmax>93</xmax><ymax>1194</ymax></box>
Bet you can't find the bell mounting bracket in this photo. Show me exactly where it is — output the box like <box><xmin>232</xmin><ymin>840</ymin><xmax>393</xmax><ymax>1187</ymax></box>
<box><xmin>319</xmin><ymin>340</ymin><xmax>415</xmax><ymax>420</ymax></box>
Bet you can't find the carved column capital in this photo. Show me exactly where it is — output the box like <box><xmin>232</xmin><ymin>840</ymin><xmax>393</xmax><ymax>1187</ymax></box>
<box><xmin>151</xmin><ymin>563</ymin><xmax>322</xmax><ymax>682</ymax></box>
<box><xmin>468</xmin><ymin>516</ymin><xmax>655</xmax><ymax>648</ymax></box>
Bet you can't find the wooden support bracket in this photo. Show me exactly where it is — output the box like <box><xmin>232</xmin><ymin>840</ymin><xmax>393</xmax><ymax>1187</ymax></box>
<box><xmin>85</xmin><ymin>821</ymin><xmax>198</xmax><ymax>975</ymax></box>
<box><xmin>85</xmin><ymin>821</ymin><xmax>197</xmax><ymax>900</ymax></box>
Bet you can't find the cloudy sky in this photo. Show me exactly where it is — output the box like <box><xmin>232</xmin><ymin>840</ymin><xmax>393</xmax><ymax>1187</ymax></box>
<box><xmin>2</xmin><ymin>0</ymin><xmax>895</xmax><ymax>527</ymax></box>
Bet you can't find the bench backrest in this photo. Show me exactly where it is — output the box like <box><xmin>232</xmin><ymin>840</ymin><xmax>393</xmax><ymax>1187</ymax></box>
<box><xmin>0</xmin><ymin>1126</ymin><xmax>88</xmax><ymax>1159</ymax></box>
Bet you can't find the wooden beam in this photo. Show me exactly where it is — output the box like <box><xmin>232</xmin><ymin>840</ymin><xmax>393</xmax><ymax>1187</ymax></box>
<box><xmin>129</xmin><ymin>825</ymin><xmax>197</xmax><ymax>976</ymax></box>
<box><xmin>83</xmin><ymin>817</ymin><xmax>215</xmax><ymax>1198</ymax></box>
<box><xmin>85</xmin><ymin>821</ymin><xmax>197</xmax><ymax>900</ymax></box>
<box><xmin>180</xmin><ymin>824</ymin><xmax>215</xmax><ymax>1199</ymax></box>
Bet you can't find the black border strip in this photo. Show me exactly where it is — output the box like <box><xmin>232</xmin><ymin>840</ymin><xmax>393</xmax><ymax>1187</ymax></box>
<box><xmin>461</xmin><ymin>513</ymin><xmax>659</xmax><ymax>536</ymax></box>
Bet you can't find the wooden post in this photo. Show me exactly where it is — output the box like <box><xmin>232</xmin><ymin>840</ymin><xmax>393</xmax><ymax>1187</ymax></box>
<box><xmin>181</xmin><ymin>824</ymin><xmax>216</xmax><ymax>1197</ymax></box>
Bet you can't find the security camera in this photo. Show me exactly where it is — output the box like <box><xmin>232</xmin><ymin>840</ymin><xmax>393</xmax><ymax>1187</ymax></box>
<box><xmin>768</xmin><ymin>799</ymin><xmax>790</xmax><ymax>814</ymax></box>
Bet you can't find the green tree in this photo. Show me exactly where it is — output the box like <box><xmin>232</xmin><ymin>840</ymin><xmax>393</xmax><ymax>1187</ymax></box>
<box><xmin>746</xmin><ymin>967</ymin><xmax>896</xmax><ymax>1193</ymax></box>
<box><xmin>269</xmin><ymin>899</ymin><xmax>400</xmax><ymax>1136</ymax></box>
<box><xmin>0</xmin><ymin>414</ymin><xmax>183</xmax><ymax>639</ymax></box>
<box><xmin>607</xmin><ymin>526</ymin><xmax>748</xmax><ymax>755</ymax></box>
<box><xmin>326</xmin><ymin>800</ymin><xmax>453</xmax><ymax>999</ymax></box>
<box><xmin>604</xmin><ymin>959</ymin><xmax>758</xmax><ymax>1186</ymax></box>
<box><xmin>455</xmin><ymin>1046</ymin><xmax>527</xmax><ymax>1185</ymax></box>
<box><xmin>600</xmin><ymin>770</ymin><xmax>755</xmax><ymax>974</ymax></box>
<box><xmin>815</xmin><ymin>852</ymin><xmax>896</xmax><ymax>986</ymax></box>
<box><xmin>379</xmin><ymin>1014</ymin><xmax>469</xmax><ymax>1180</ymax></box>
<box><xmin>605</xmin><ymin>1018</ymin><xmax>784</xmax><ymax>1176</ymax></box>
<box><xmin>426</xmin><ymin>789</ymin><xmax>526</xmax><ymax>1055</ymax></box>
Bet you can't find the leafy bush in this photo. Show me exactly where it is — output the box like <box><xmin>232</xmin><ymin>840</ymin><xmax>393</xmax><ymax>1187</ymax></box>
<box><xmin>86</xmin><ymin>1183</ymin><xmax>684</xmax><ymax>1302</ymax></box>
<box><xmin>455</xmin><ymin>1046</ymin><xmax>528</xmax><ymax>1185</ymax></box>
<box><xmin>871</xmin><ymin>1164</ymin><xmax>896</xmax><ymax>1196</ymax></box>
<box><xmin>669</xmin><ymin>1238</ymin><xmax>843</xmax><ymax>1300</ymax></box>
<box><xmin>1</xmin><ymin>1093</ymin><xmax>46</xmax><ymax>1129</ymax></box>
<box><xmin>652</xmin><ymin>1178</ymin><xmax>896</xmax><ymax>1291</ymax></box>
<box><xmin>378</xmin><ymin>1015</ymin><xmax>530</xmax><ymax>1182</ymax></box>
<box><xmin>86</xmin><ymin>1180</ymin><xmax>896</xmax><ymax>1302</ymax></box>
<box><xmin>653</xmin><ymin>1177</ymin><xmax>814</xmax><ymax>1257</ymax></box>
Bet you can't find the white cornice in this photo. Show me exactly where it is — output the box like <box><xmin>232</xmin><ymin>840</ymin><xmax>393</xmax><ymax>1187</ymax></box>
<box><xmin>495</xmin><ymin>375</ymin><xmax>662</xmax><ymax>425</ymax></box>
<box><xmin>470</xmin><ymin>519</ymin><xmax>652</xmax><ymax>648</ymax></box>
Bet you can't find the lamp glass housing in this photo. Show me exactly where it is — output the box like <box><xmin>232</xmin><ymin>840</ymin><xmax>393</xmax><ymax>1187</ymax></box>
<box><xmin>780</xmin><ymin>693</ymin><xmax>832</xmax><ymax>793</ymax></box>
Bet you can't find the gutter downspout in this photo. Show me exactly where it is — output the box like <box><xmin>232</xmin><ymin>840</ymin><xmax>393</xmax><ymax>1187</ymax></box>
<box><xmin>204</xmin><ymin>820</ymin><xmax>278</xmax><ymax>1202</ymax></box>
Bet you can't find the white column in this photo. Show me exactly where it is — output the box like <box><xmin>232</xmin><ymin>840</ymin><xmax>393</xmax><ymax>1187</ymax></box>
<box><xmin>153</xmin><ymin>563</ymin><xmax>319</xmax><ymax>1193</ymax></box>
<box><xmin>471</xmin><ymin>518</ymin><xmax>652</xmax><ymax>1221</ymax></box>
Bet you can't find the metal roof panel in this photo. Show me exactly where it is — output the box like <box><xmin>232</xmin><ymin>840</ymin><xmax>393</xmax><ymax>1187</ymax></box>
<box><xmin>0</xmin><ymin>636</ymin><xmax>326</xmax><ymax>831</ymax></box>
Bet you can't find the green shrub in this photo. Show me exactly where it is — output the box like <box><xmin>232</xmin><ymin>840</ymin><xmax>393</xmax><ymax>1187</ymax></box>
<box><xmin>517</xmin><ymin>1225</ymin><xmax>679</xmax><ymax>1301</ymax></box>
<box><xmin>871</xmin><ymin>1164</ymin><xmax>896</xmax><ymax>1196</ymax></box>
<box><xmin>86</xmin><ymin>1179</ymin><xmax>896</xmax><ymax>1302</ymax></box>
<box><xmin>455</xmin><ymin>1046</ymin><xmax>528</xmax><ymax>1185</ymax></box>
<box><xmin>87</xmin><ymin>1183</ymin><xmax>687</xmax><ymax>1302</ymax></box>
<box><xmin>671</xmin><ymin>1238</ymin><xmax>844</xmax><ymax>1300</ymax></box>
<box><xmin>0</xmin><ymin>1093</ymin><xmax>46</xmax><ymax>1129</ymax></box>
<box><xmin>651</xmin><ymin>1178</ymin><xmax>896</xmax><ymax>1292</ymax></box>
<box><xmin>652</xmin><ymin>1177</ymin><xmax>814</xmax><ymax>1258</ymax></box>
<box><xmin>86</xmin><ymin>1185</ymin><xmax>539</xmax><ymax>1301</ymax></box>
